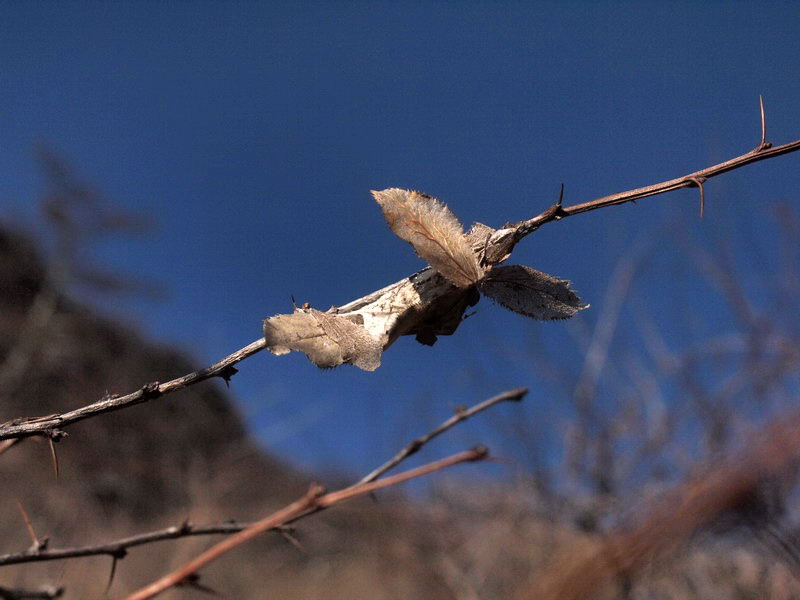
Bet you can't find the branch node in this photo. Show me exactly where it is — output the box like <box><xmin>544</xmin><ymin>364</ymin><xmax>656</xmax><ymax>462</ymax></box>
<box><xmin>140</xmin><ymin>382</ymin><xmax>162</xmax><ymax>399</ymax></box>
<box><xmin>217</xmin><ymin>365</ymin><xmax>239</xmax><ymax>387</ymax></box>
<box><xmin>406</xmin><ymin>439</ymin><xmax>423</xmax><ymax>456</ymax></box>
<box><xmin>686</xmin><ymin>176</ymin><xmax>707</xmax><ymax>218</ymax></box>
<box><xmin>469</xmin><ymin>445</ymin><xmax>490</xmax><ymax>461</ymax></box>
<box><xmin>46</xmin><ymin>428</ymin><xmax>67</xmax><ymax>442</ymax></box>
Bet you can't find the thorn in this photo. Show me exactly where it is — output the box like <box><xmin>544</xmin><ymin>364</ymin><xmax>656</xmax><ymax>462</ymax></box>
<box><xmin>16</xmin><ymin>500</ymin><xmax>45</xmax><ymax>552</ymax></box>
<box><xmin>546</xmin><ymin>186</ymin><xmax>569</xmax><ymax>220</ymax></box>
<box><xmin>276</xmin><ymin>525</ymin><xmax>306</xmax><ymax>553</ymax></box>
<box><xmin>105</xmin><ymin>556</ymin><xmax>119</xmax><ymax>593</ymax></box>
<box><xmin>48</xmin><ymin>437</ymin><xmax>59</xmax><ymax>480</ymax></box>
<box><xmin>177</xmin><ymin>573</ymin><xmax>220</xmax><ymax>596</ymax></box>
<box><xmin>686</xmin><ymin>176</ymin><xmax>707</xmax><ymax>218</ymax></box>
<box><xmin>217</xmin><ymin>365</ymin><xmax>239</xmax><ymax>387</ymax></box>
<box><xmin>755</xmin><ymin>96</ymin><xmax>773</xmax><ymax>152</ymax></box>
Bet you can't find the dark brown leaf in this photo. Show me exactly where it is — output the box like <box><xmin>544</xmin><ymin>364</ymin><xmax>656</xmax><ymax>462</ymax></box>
<box><xmin>263</xmin><ymin>307</ymin><xmax>382</xmax><ymax>371</ymax></box>
<box><xmin>371</xmin><ymin>188</ymin><xmax>483</xmax><ymax>288</ymax></box>
<box><xmin>480</xmin><ymin>264</ymin><xmax>586</xmax><ymax>320</ymax></box>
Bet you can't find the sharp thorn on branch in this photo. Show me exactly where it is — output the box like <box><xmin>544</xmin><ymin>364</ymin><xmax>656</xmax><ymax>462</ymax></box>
<box><xmin>218</xmin><ymin>365</ymin><xmax>239</xmax><ymax>387</ymax></box>
<box><xmin>755</xmin><ymin>95</ymin><xmax>773</xmax><ymax>152</ymax></box>
<box><xmin>686</xmin><ymin>176</ymin><xmax>707</xmax><ymax>218</ymax></box>
<box><xmin>106</xmin><ymin>556</ymin><xmax>120</xmax><ymax>593</ymax></box>
<box><xmin>47</xmin><ymin>437</ymin><xmax>59</xmax><ymax>480</ymax></box>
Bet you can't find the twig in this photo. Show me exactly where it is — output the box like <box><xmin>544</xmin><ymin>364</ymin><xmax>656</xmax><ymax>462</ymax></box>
<box><xmin>513</xmin><ymin>129</ymin><xmax>800</xmax><ymax>239</ymax></box>
<box><xmin>125</xmin><ymin>447</ymin><xmax>487</xmax><ymax>600</ymax></box>
<box><xmin>15</xmin><ymin>502</ymin><xmax>44</xmax><ymax>552</ymax></box>
<box><xmin>0</xmin><ymin>339</ymin><xmax>265</xmax><ymax>441</ymax></box>
<box><xmin>0</xmin><ymin>521</ymin><xmax>277</xmax><ymax>567</ymax></box>
<box><xmin>1</xmin><ymin>114</ymin><xmax>798</xmax><ymax>442</ymax></box>
<box><xmin>356</xmin><ymin>387</ymin><xmax>527</xmax><ymax>484</ymax></box>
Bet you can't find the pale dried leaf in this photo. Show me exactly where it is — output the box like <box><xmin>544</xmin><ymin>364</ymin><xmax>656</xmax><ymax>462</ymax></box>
<box><xmin>480</xmin><ymin>264</ymin><xmax>587</xmax><ymax>320</ymax></box>
<box><xmin>263</xmin><ymin>307</ymin><xmax>382</xmax><ymax>371</ymax></box>
<box><xmin>465</xmin><ymin>222</ymin><xmax>495</xmax><ymax>249</ymax></box>
<box><xmin>372</xmin><ymin>188</ymin><xmax>483</xmax><ymax>288</ymax></box>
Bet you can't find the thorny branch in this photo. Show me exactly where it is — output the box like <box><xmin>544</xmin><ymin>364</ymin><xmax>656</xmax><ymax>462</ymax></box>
<box><xmin>1</xmin><ymin>113</ymin><xmax>798</xmax><ymax>441</ymax></box>
<box><xmin>0</xmin><ymin>389</ymin><xmax>518</xmax><ymax>568</ymax></box>
<box><xmin>125</xmin><ymin>447</ymin><xmax>488</xmax><ymax>600</ymax></box>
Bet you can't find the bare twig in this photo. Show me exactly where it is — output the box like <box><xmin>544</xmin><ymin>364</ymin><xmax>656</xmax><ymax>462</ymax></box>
<box><xmin>0</xmin><ymin>521</ymin><xmax>277</xmax><ymax>567</ymax></box>
<box><xmin>15</xmin><ymin>502</ymin><xmax>44</xmax><ymax>553</ymax></box>
<box><xmin>513</xmin><ymin>133</ymin><xmax>800</xmax><ymax>239</ymax></box>
<box><xmin>357</xmin><ymin>387</ymin><xmax>527</xmax><ymax>484</ymax></box>
<box><xmin>126</xmin><ymin>447</ymin><xmax>487</xmax><ymax>600</ymax></box>
<box><xmin>0</xmin><ymin>339</ymin><xmax>265</xmax><ymax>441</ymax></box>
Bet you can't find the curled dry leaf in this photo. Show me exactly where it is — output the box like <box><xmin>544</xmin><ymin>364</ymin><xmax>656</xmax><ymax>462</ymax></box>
<box><xmin>479</xmin><ymin>264</ymin><xmax>587</xmax><ymax>320</ymax></box>
<box><xmin>263</xmin><ymin>307</ymin><xmax>382</xmax><ymax>371</ymax></box>
<box><xmin>371</xmin><ymin>188</ymin><xmax>483</xmax><ymax>288</ymax></box>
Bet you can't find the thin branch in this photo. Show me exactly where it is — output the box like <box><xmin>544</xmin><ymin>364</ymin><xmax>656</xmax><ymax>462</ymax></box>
<box><xmin>125</xmin><ymin>447</ymin><xmax>487</xmax><ymax>600</ymax></box>
<box><xmin>513</xmin><ymin>135</ymin><xmax>800</xmax><ymax>239</ymax></box>
<box><xmin>0</xmin><ymin>521</ymin><xmax>276</xmax><ymax>567</ymax></box>
<box><xmin>0</xmin><ymin>339</ymin><xmax>266</xmax><ymax>441</ymax></box>
<box><xmin>357</xmin><ymin>387</ymin><xmax>527</xmax><ymax>484</ymax></box>
<box><xmin>16</xmin><ymin>502</ymin><xmax>43</xmax><ymax>552</ymax></box>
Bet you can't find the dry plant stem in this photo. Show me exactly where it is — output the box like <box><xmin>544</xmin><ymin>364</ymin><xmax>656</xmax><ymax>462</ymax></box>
<box><xmin>513</xmin><ymin>137</ymin><xmax>800</xmax><ymax>239</ymax></box>
<box><xmin>514</xmin><ymin>410</ymin><xmax>800</xmax><ymax>600</ymax></box>
<box><xmin>2</xmin><ymin>128</ymin><xmax>799</xmax><ymax>442</ymax></box>
<box><xmin>356</xmin><ymin>387</ymin><xmax>527</xmax><ymax>484</ymax></box>
<box><xmin>126</xmin><ymin>447</ymin><xmax>486</xmax><ymax>600</ymax></box>
<box><xmin>0</xmin><ymin>522</ymin><xmax>286</xmax><ymax>567</ymax></box>
<box><xmin>0</xmin><ymin>339</ymin><xmax>266</xmax><ymax>441</ymax></box>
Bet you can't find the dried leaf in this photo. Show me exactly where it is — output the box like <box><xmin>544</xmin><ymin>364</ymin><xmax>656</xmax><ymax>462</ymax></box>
<box><xmin>372</xmin><ymin>188</ymin><xmax>483</xmax><ymax>288</ymax></box>
<box><xmin>263</xmin><ymin>307</ymin><xmax>382</xmax><ymax>371</ymax></box>
<box><xmin>480</xmin><ymin>264</ymin><xmax>586</xmax><ymax>320</ymax></box>
<box><xmin>465</xmin><ymin>222</ymin><xmax>495</xmax><ymax>250</ymax></box>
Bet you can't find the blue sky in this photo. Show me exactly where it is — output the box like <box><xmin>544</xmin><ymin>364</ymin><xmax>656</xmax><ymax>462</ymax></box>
<box><xmin>2</xmin><ymin>2</ymin><xmax>799</xmax><ymax>480</ymax></box>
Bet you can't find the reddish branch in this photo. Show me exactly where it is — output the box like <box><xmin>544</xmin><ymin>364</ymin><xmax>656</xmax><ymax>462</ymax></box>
<box><xmin>125</xmin><ymin>447</ymin><xmax>487</xmax><ymax>600</ymax></box>
<box><xmin>0</xmin><ymin>390</ymin><xmax>519</xmax><ymax>569</ymax></box>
